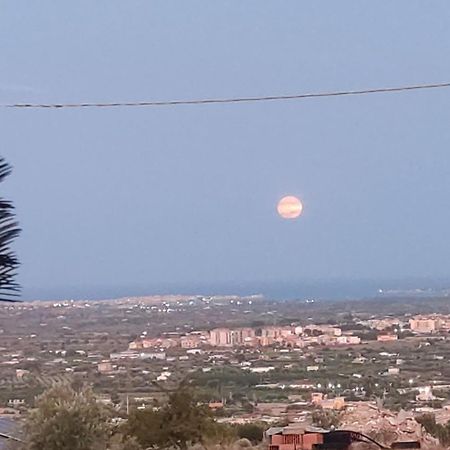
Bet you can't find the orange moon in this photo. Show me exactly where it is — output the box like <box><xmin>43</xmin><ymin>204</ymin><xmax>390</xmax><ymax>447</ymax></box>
<box><xmin>277</xmin><ymin>195</ymin><xmax>303</xmax><ymax>219</ymax></box>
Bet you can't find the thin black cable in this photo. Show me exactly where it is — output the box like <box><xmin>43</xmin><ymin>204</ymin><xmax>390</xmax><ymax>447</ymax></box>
<box><xmin>1</xmin><ymin>81</ymin><xmax>450</xmax><ymax>110</ymax></box>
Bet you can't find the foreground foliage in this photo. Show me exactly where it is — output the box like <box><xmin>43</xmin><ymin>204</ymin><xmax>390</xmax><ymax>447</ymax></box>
<box><xmin>124</xmin><ymin>388</ymin><xmax>236</xmax><ymax>449</ymax></box>
<box><xmin>0</xmin><ymin>158</ymin><xmax>20</xmax><ymax>302</ymax></box>
<box><xmin>21</xmin><ymin>385</ymin><xmax>140</xmax><ymax>450</ymax></box>
<box><xmin>18</xmin><ymin>384</ymin><xmax>265</xmax><ymax>450</ymax></box>
<box><xmin>417</xmin><ymin>413</ymin><xmax>450</xmax><ymax>446</ymax></box>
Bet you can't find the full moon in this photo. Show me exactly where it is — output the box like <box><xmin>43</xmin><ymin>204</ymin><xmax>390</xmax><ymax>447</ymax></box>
<box><xmin>277</xmin><ymin>195</ymin><xmax>303</xmax><ymax>219</ymax></box>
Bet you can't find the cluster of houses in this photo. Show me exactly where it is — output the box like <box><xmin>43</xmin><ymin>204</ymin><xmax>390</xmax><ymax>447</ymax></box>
<box><xmin>128</xmin><ymin>325</ymin><xmax>362</xmax><ymax>351</ymax></box>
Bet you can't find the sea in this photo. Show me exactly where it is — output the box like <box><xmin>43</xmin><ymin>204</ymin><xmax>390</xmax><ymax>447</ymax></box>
<box><xmin>19</xmin><ymin>277</ymin><xmax>450</xmax><ymax>302</ymax></box>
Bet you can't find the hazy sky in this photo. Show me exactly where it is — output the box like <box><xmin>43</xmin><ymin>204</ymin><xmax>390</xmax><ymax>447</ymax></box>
<box><xmin>2</xmin><ymin>1</ymin><xmax>450</xmax><ymax>299</ymax></box>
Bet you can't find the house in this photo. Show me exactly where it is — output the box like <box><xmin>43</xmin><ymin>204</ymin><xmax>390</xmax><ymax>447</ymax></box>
<box><xmin>267</xmin><ymin>426</ymin><xmax>324</xmax><ymax>450</ymax></box>
<box><xmin>97</xmin><ymin>361</ymin><xmax>113</xmax><ymax>373</ymax></box>
<box><xmin>311</xmin><ymin>393</ymin><xmax>345</xmax><ymax>410</ymax></box>
<box><xmin>186</xmin><ymin>348</ymin><xmax>203</xmax><ymax>355</ymax></box>
<box><xmin>321</xmin><ymin>397</ymin><xmax>345</xmax><ymax>410</ymax></box>
<box><xmin>208</xmin><ymin>401</ymin><xmax>224</xmax><ymax>410</ymax></box>
<box><xmin>377</xmin><ymin>334</ymin><xmax>398</xmax><ymax>342</ymax></box>
<box><xmin>250</xmin><ymin>366</ymin><xmax>275</xmax><ymax>373</ymax></box>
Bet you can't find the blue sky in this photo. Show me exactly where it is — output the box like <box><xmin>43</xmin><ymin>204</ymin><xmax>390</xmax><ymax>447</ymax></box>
<box><xmin>1</xmin><ymin>1</ymin><xmax>450</xmax><ymax>299</ymax></box>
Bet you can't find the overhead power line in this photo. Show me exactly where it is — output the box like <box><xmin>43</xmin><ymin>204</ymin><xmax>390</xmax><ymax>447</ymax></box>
<box><xmin>2</xmin><ymin>81</ymin><xmax>450</xmax><ymax>110</ymax></box>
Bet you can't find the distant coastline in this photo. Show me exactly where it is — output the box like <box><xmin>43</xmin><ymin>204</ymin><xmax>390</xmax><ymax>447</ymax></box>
<box><xmin>18</xmin><ymin>277</ymin><xmax>450</xmax><ymax>303</ymax></box>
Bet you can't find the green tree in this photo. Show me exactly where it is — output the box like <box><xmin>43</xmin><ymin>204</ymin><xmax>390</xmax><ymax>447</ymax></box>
<box><xmin>23</xmin><ymin>385</ymin><xmax>110</xmax><ymax>450</ymax></box>
<box><xmin>108</xmin><ymin>434</ymin><xmax>142</xmax><ymax>450</ymax></box>
<box><xmin>111</xmin><ymin>390</ymin><xmax>121</xmax><ymax>407</ymax></box>
<box><xmin>126</xmin><ymin>386</ymin><xmax>230</xmax><ymax>450</ymax></box>
<box><xmin>161</xmin><ymin>388</ymin><xmax>215</xmax><ymax>450</ymax></box>
<box><xmin>125</xmin><ymin>408</ymin><xmax>166</xmax><ymax>449</ymax></box>
<box><xmin>416</xmin><ymin>414</ymin><xmax>450</xmax><ymax>446</ymax></box>
<box><xmin>235</xmin><ymin>423</ymin><xmax>265</xmax><ymax>443</ymax></box>
<box><xmin>417</xmin><ymin>413</ymin><xmax>437</xmax><ymax>433</ymax></box>
<box><xmin>22</xmin><ymin>385</ymin><xmax>141</xmax><ymax>450</ymax></box>
<box><xmin>311</xmin><ymin>410</ymin><xmax>342</xmax><ymax>430</ymax></box>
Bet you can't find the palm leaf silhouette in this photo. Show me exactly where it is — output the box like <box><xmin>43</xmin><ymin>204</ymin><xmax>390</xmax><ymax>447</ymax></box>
<box><xmin>0</xmin><ymin>158</ymin><xmax>20</xmax><ymax>301</ymax></box>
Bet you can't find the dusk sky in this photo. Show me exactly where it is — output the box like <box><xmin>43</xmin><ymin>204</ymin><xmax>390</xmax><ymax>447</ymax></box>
<box><xmin>1</xmin><ymin>2</ymin><xmax>450</xmax><ymax>299</ymax></box>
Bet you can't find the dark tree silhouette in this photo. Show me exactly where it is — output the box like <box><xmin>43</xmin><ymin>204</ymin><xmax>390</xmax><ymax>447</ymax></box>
<box><xmin>0</xmin><ymin>158</ymin><xmax>20</xmax><ymax>301</ymax></box>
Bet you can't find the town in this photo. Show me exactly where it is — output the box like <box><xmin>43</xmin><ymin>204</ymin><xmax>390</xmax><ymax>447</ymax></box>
<box><xmin>0</xmin><ymin>293</ymin><xmax>450</xmax><ymax>447</ymax></box>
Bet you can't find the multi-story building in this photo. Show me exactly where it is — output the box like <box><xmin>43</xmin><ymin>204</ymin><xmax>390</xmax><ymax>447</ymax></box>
<box><xmin>180</xmin><ymin>335</ymin><xmax>202</xmax><ymax>349</ymax></box>
<box><xmin>304</xmin><ymin>325</ymin><xmax>342</xmax><ymax>337</ymax></box>
<box><xmin>259</xmin><ymin>336</ymin><xmax>274</xmax><ymax>347</ymax></box>
<box><xmin>209</xmin><ymin>327</ymin><xmax>256</xmax><ymax>347</ymax></box>
<box><xmin>129</xmin><ymin>338</ymin><xmax>166</xmax><ymax>349</ymax></box>
<box><xmin>260</xmin><ymin>326</ymin><xmax>282</xmax><ymax>339</ymax></box>
<box><xmin>366</xmin><ymin>318</ymin><xmax>403</xmax><ymax>331</ymax></box>
<box><xmin>209</xmin><ymin>328</ymin><xmax>233</xmax><ymax>347</ymax></box>
<box><xmin>235</xmin><ymin>327</ymin><xmax>256</xmax><ymax>345</ymax></box>
<box><xmin>409</xmin><ymin>316</ymin><xmax>442</xmax><ymax>333</ymax></box>
<box><xmin>336</xmin><ymin>335</ymin><xmax>361</xmax><ymax>345</ymax></box>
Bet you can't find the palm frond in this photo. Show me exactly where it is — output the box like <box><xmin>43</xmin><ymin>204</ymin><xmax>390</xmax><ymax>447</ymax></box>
<box><xmin>0</xmin><ymin>160</ymin><xmax>12</xmax><ymax>183</ymax></box>
<box><xmin>0</xmin><ymin>158</ymin><xmax>20</xmax><ymax>302</ymax></box>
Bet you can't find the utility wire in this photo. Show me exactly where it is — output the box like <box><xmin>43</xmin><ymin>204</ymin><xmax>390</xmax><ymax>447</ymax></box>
<box><xmin>2</xmin><ymin>81</ymin><xmax>450</xmax><ymax>109</ymax></box>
